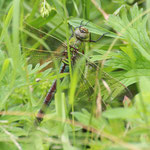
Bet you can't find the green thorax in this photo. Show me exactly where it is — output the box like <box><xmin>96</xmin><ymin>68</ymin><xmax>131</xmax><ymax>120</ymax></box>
<box><xmin>62</xmin><ymin>26</ymin><xmax>90</xmax><ymax>64</ymax></box>
<box><xmin>69</xmin><ymin>27</ymin><xmax>90</xmax><ymax>52</ymax></box>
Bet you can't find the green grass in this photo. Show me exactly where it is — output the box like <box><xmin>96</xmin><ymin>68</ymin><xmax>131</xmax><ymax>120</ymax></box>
<box><xmin>0</xmin><ymin>0</ymin><xmax>150</xmax><ymax>150</ymax></box>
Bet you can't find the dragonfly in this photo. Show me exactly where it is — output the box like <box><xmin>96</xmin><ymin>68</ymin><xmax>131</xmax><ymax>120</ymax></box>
<box><xmin>32</xmin><ymin>20</ymin><xmax>132</xmax><ymax>125</ymax></box>
<box><xmin>34</xmin><ymin>20</ymin><xmax>106</xmax><ymax>124</ymax></box>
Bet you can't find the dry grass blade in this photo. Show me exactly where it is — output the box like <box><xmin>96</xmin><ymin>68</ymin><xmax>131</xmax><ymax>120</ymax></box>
<box><xmin>1</xmin><ymin>126</ymin><xmax>22</xmax><ymax>150</ymax></box>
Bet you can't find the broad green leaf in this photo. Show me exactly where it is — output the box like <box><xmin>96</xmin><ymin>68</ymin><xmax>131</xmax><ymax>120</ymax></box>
<box><xmin>69</xmin><ymin>18</ymin><xmax>117</xmax><ymax>38</ymax></box>
<box><xmin>135</xmin><ymin>77</ymin><xmax>150</xmax><ymax>113</ymax></box>
<box><xmin>124</xmin><ymin>69</ymin><xmax>150</xmax><ymax>78</ymax></box>
<box><xmin>102</xmin><ymin>107</ymin><xmax>137</xmax><ymax>119</ymax></box>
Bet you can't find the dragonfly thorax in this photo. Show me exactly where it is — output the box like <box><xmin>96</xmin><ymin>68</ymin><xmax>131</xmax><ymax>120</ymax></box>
<box><xmin>75</xmin><ymin>27</ymin><xmax>89</xmax><ymax>41</ymax></box>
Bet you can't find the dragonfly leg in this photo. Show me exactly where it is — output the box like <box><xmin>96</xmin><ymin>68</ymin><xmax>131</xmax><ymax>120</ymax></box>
<box><xmin>74</xmin><ymin>20</ymin><xmax>84</xmax><ymax>31</ymax></box>
<box><xmin>80</xmin><ymin>20</ymin><xmax>89</xmax><ymax>26</ymax></box>
<box><xmin>79</xmin><ymin>20</ymin><xmax>90</xmax><ymax>33</ymax></box>
<box><xmin>69</xmin><ymin>25</ymin><xmax>74</xmax><ymax>40</ymax></box>
<box><xmin>89</xmin><ymin>32</ymin><xmax>108</xmax><ymax>43</ymax></box>
<box><xmin>80</xmin><ymin>20</ymin><xmax>84</xmax><ymax>26</ymax></box>
<box><xmin>84</xmin><ymin>20</ymin><xmax>90</xmax><ymax>26</ymax></box>
<box><xmin>73</xmin><ymin>20</ymin><xmax>90</xmax><ymax>33</ymax></box>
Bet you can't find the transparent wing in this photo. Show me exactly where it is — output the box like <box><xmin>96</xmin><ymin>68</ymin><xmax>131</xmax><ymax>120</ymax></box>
<box><xmin>74</xmin><ymin>51</ymin><xmax>132</xmax><ymax>110</ymax></box>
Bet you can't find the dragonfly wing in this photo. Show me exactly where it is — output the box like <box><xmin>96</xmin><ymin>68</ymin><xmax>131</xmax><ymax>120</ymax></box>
<box><xmin>74</xmin><ymin>65</ymin><xmax>132</xmax><ymax>111</ymax></box>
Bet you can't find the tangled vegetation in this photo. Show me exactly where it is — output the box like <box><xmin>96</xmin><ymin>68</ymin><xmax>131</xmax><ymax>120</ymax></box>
<box><xmin>0</xmin><ymin>0</ymin><xmax>150</xmax><ymax>150</ymax></box>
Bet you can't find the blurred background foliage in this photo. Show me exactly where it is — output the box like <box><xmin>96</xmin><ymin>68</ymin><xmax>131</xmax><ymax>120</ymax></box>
<box><xmin>0</xmin><ymin>0</ymin><xmax>150</xmax><ymax>150</ymax></box>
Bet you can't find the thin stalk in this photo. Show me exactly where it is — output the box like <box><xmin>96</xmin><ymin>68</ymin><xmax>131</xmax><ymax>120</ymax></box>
<box><xmin>91</xmin><ymin>0</ymin><xmax>109</xmax><ymax>20</ymax></box>
<box><xmin>63</xmin><ymin>0</ymin><xmax>75</xmax><ymax>145</ymax></box>
<box><xmin>146</xmin><ymin>0</ymin><xmax>150</xmax><ymax>31</ymax></box>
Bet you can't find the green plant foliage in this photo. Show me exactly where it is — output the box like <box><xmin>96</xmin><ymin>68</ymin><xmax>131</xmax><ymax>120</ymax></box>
<box><xmin>0</xmin><ymin>0</ymin><xmax>150</xmax><ymax>150</ymax></box>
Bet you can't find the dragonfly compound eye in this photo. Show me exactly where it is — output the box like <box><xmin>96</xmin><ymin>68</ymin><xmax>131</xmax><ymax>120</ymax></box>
<box><xmin>80</xmin><ymin>27</ymin><xmax>88</xmax><ymax>33</ymax></box>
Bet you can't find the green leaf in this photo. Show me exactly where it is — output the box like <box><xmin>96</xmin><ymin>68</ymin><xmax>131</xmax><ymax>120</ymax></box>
<box><xmin>26</xmin><ymin>0</ymin><xmax>41</xmax><ymax>22</ymax></box>
<box><xmin>90</xmin><ymin>49</ymin><xmax>117</xmax><ymax>62</ymax></box>
<box><xmin>102</xmin><ymin>107</ymin><xmax>136</xmax><ymax>119</ymax></box>
<box><xmin>107</xmin><ymin>4</ymin><xmax>150</xmax><ymax>61</ymax></box>
<box><xmin>0</xmin><ymin>58</ymin><xmax>10</xmax><ymax>82</ymax></box>
<box><xmin>29</xmin><ymin>10</ymin><xmax>56</xmax><ymax>28</ymax></box>
<box><xmin>72</xmin><ymin>109</ymin><xmax>107</xmax><ymax>129</ymax></box>
<box><xmin>0</xmin><ymin>6</ymin><xmax>13</xmax><ymax>43</ymax></box>
<box><xmin>135</xmin><ymin>77</ymin><xmax>150</xmax><ymax>112</ymax></box>
<box><xmin>69</xmin><ymin>18</ymin><xmax>117</xmax><ymax>38</ymax></box>
<box><xmin>51</xmin><ymin>0</ymin><xmax>65</xmax><ymax>18</ymax></box>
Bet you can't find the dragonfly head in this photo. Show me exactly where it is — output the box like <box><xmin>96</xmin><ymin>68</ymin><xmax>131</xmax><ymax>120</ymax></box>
<box><xmin>75</xmin><ymin>26</ymin><xmax>89</xmax><ymax>40</ymax></box>
<box><xmin>74</xmin><ymin>20</ymin><xmax>90</xmax><ymax>40</ymax></box>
